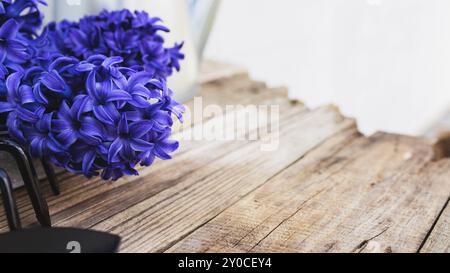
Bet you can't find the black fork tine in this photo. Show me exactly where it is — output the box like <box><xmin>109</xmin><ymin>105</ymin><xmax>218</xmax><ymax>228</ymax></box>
<box><xmin>0</xmin><ymin>168</ymin><xmax>21</xmax><ymax>231</ymax></box>
<box><xmin>0</xmin><ymin>139</ymin><xmax>51</xmax><ymax>227</ymax></box>
<box><xmin>1</xmin><ymin>131</ymin><xmax>60</xmax><ymax>197</ymax></box>
<box><xmin>41</xmin><ymin>160</ymin><xmax>60</xmax><ymax>196</ymax></box>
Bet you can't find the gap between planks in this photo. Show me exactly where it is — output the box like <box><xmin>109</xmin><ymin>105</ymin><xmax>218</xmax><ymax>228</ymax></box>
<box><xmin>419</xmin><ymin>198</ymin><xmax>450</xmax><ymax>253</ymax></box>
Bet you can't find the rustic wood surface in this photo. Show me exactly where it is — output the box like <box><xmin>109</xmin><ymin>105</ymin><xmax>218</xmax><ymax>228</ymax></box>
<box><xmin>420</xmin><ymin>200</ymin><xmax>450</xmax><ymax>253</ymax></box>
<box><xmin>0</xmin><ymin>61</ymin><xmax>449</xmax><ymax>253</ymax></box>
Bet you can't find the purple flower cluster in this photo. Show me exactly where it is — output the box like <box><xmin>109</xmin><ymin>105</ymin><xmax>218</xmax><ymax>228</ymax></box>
<box><xmin>0</xmin><ymin>1</ymin><xmax>185</xmax><ymax>180</ymax></box>
<box><xmin>46</xmin><ymin>9</ymin><xmax>184</xmax><ymax>79</ymax></box>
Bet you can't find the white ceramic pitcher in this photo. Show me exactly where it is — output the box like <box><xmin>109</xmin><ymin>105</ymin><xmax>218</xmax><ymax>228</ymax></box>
<box><xmin>44</xmin><ymin>0</ymin><xmax>221</xmax><ymax>102</ymax></box>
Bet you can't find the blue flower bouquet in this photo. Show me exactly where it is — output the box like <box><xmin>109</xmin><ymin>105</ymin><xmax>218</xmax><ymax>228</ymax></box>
<box><xmin>0</xmin><ymin>0</ymin><xmax>185</xmax><ymax>180</ymax></box>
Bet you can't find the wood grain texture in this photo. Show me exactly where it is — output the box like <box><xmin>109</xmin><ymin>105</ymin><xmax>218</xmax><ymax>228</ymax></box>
<box><xmin>169</xmin><ymin>133</ymin><xmax>450</xmax><ymax>253</ymax></box>
<box><xmin>0</xmin><ymin>62</ymin><xmax>449</xmax><ymax>253</ymax></box>
<box><xmin>420</xmin><ymin>201</ymin><xmax>450</xmax><ymax>253</ymax></box>
<box><xmin>93</xmin><ymin>105</ymin><xmax>355</xmax><ymax>252</ymax></box>
<box><xmin>0</xmin><ymin>74</ymin><xmax>288</xmax><ymax>232</ymax></box>
<box><xmin>55</xmin><ymin>96</ymin><xmax>303</xmax><ymax>229</ymax></box>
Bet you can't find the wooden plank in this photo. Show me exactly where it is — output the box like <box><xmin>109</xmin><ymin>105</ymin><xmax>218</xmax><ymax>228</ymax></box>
<box><xmin>0</xmin><ymin>75</ymin><xmax>283</xmax><ymax>232</ymax></box>
<box><xmin>53</xmin><ymin>96</ymin><xmax>303</xmax><ymax>229</ymax></box>
<box><xmin>420</xmin><ymin>201</ymin><xmax>450</xmax><ymax>253</ymax></box>
<box><xmin>2</xmin><ymin>61</ymin><xmax>445</xmax><ymax>254</ymax></box>
<box><xmin>0</xmin><ymin>85</ymin><xmax>292</xmax><ymax>229</ymax></box>
<box><xmin>16</xmin><ymin>95</ymin><xmax>297</xmax><ymax>231</ymax></box>
<box><xmin>90</xmin><ymin>106</ymin><xmax>356</xmax><ymax>253</ymax></box>
<box><xmin>167</xmin><ymin>126</ymin><xmax>361</xmax><ymax>253</ymax></box>
<box><xmin>168</xmin><ymin>133</ymin><xmax>450</xmax><ymax>253</ymax></box>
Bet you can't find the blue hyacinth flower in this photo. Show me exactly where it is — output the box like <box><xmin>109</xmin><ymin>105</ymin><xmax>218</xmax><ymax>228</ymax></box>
<box><xmin>0</xmin><ymin>19</ymin><xmax>29</xmax><ymax>63</ymax></box>
<box><xmin>107</xmin><ymin>113</ymin><xmax>154</xmax><ymax>164</ymax></box>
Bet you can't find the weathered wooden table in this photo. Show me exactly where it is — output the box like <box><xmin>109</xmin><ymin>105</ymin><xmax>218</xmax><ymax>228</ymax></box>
<box><xmin>0</xmin><ymin>61</ymin><xmax>449</xmax><ymax>253</ymax></box>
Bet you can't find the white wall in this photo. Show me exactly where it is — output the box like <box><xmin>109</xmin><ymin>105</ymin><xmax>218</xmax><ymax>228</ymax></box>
<box><xmin>205</xmin><ymin>0</ymin><xmax>450</xmax><ymax>135</ymax></box>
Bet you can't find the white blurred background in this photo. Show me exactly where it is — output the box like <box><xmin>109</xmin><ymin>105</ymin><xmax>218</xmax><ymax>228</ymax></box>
<box><xmin>46</xmin><ymin>0</ymin><xmax>450</xmax><ymax>136</ymax></box>
<box><xmin>205</xmin><ymin>0</ymin><xmax>450</xmax><ymax>136</ymax></box>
